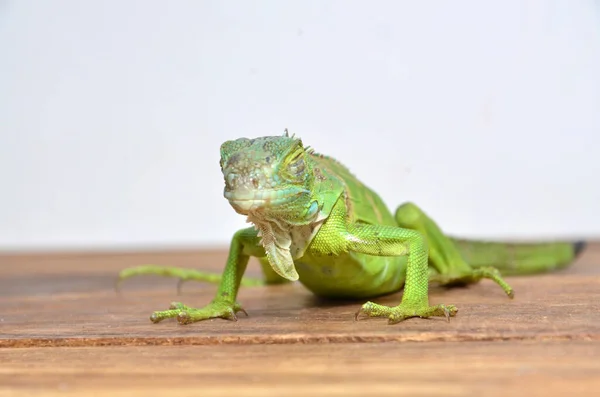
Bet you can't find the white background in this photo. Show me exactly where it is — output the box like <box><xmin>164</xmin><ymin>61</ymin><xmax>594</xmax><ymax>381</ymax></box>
<box><xmin>1</xmin><ymin>1</ymin><xmax>599</xmax><ymax>251</ymax></box>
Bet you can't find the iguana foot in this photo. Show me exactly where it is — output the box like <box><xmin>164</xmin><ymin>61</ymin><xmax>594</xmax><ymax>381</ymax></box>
<box><xmin>355</xmin><ymin>301</ymin><xmax>458</xmax><ymax>324</ymax></box>
<box><xmin>116</xmin><ymin>265</ymin><xmax>263</xmax><ymax>293</ymax></box>
<box><xmin>430</xmin><ymin>266</ymin><xmax>514</xmax><ymax>298</ymax></box>
<box><xmin>150</xmin><ymin>301</ymin><xmax>248</xmax><ymax>324</ymax></box>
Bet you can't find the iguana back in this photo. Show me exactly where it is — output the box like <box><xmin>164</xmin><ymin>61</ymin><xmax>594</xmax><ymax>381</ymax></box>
<box><xmin>309</xmin><ymin>152</ymin><xmax>397</xmax><ymax>227</ymax></box>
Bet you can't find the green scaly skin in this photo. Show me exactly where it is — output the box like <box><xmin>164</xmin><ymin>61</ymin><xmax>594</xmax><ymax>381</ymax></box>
<box><xmin>118</xmin><ymin>131</ymin><xmax>585</xmax><ymax>325</ymax></box>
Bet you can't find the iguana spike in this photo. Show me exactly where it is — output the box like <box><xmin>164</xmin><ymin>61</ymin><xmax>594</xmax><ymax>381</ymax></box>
<box><xmin>283</xmin><ymin>128</ymin><xmax>297</xmax><ymax>139</ymax></box>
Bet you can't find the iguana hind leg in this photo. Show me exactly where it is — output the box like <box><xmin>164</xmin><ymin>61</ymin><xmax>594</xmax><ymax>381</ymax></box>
<box><xmin>116</xmin><ymin>265</ymin><xmax>264</xmax><ymax>294</ymax></box>
<box><xmin>394</xmin><ymin>202</ymin><xmax>514</xmax><ymax>298</ymax></box>
<box><xmin>116</xmin><ymin>255</ymin><xmax>289</xmax><ymax>294</ymax></box>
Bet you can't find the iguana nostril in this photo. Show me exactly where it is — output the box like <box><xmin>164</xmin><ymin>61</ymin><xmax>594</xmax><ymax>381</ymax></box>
<box><xmin>251</xmin><ymin>178</ymin><xmax>259</xmax><ymax>188</ymax></box>
<box><xmin>226</xmin><ymin>174</ymin><xmax>237</xmax><ymax>189</ymax></box>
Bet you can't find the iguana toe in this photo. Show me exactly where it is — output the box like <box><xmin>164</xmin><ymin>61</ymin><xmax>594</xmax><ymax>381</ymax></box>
<box><xmin>148</xmin><ymin>300</ymin><xmax>248</xmax><ymax>325</ymax></box>
<box><xmin>355</xmin><ymin>301</ymin><xmax>458</xmax><ymax>324</ymax></box>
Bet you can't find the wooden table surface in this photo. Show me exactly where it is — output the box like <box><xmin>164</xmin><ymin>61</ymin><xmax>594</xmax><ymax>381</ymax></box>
<box><xmin>1</xmin><ymin>243</ymin><xmax>599</xmax><ymax>396</ymax></box>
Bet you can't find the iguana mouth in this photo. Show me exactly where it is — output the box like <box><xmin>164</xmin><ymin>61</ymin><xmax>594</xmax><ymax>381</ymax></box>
<box><xmin>227</xmin><ymin>198</ymin><xmax>273</xmax><ymax>212</ymax></box>
<box><xmin>224</xmin><ymin>189</ymin><xmax>308</xmax><ymax>212</ymax></box>
<box><xmin>224</xmin><ymin>190</ymin><xmax>302</xmax><ymax>212</ymax></box>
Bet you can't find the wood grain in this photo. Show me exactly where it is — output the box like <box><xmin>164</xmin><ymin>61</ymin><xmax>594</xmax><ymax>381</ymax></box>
<box><xmin>0</xmin><ymin>243</ymin><xmax>599</xmax><ymax>396</ymax></box>
<box><xmin>1</xmin><ymin>243</ymin><xmax>599</xmax><ymax>347</ymax></box>
<box><xmin>2</xmin><ymin>342</ymin><xmax>599</xmax><ymax>397</ymax></box>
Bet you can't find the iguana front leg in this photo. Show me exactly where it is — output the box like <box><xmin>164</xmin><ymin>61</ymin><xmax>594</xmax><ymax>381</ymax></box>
<box><xmin>149</xmin><ymin>227</ymin><xmax>265</xmax><ymax>324</ymax></box>
<box><xmin>395</xmin><ymin>202</ymin><xmax>514</xmax><ymax>297</ymax></box>
<box><xmin>349</xmin><ymin>223</ymin><xmax>458</xmax><ymax>324</ymax></box>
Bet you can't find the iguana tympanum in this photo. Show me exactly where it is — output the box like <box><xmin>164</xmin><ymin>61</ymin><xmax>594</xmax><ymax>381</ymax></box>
<box><xmin>118</xmin><ymin>131</ymin><xmax>585</xmax><ymax>325</ymax></box>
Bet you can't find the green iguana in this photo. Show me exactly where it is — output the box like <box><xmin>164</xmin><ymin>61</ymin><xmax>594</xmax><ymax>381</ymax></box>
<box><xmin>118</xmin><ymin>131</ymin><xmax>585</xmax><ymax>325</ymax></box>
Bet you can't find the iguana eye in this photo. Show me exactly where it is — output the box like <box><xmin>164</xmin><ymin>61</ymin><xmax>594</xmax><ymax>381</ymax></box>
<box><xmin>288</xmin><ymin>158</ymin><xmax>305</xmax><ymax>176</ymax></box>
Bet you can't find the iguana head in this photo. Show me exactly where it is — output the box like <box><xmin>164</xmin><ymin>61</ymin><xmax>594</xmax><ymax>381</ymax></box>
<box><xmin>219</xmin><ymin>132</ymin><xmax>317</xmax><ymax>221</ymax></box>
<box><xmin>219</xmin><ymin>132</ymin><xmax>324</xmax><ymax>281</ymax></box>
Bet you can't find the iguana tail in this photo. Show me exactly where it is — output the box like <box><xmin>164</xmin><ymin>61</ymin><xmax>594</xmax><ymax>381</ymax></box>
<box><xmin>451</xmin><ymin>238</ymin><xmax>586</xmax><ymax>276</ymax></box>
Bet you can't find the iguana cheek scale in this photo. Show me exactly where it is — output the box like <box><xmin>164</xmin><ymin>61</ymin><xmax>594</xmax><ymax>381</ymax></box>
<box><xmin>118</xmin><ymin>130</ymin><xmax>586</xmax><ymax>325</ymax></box>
